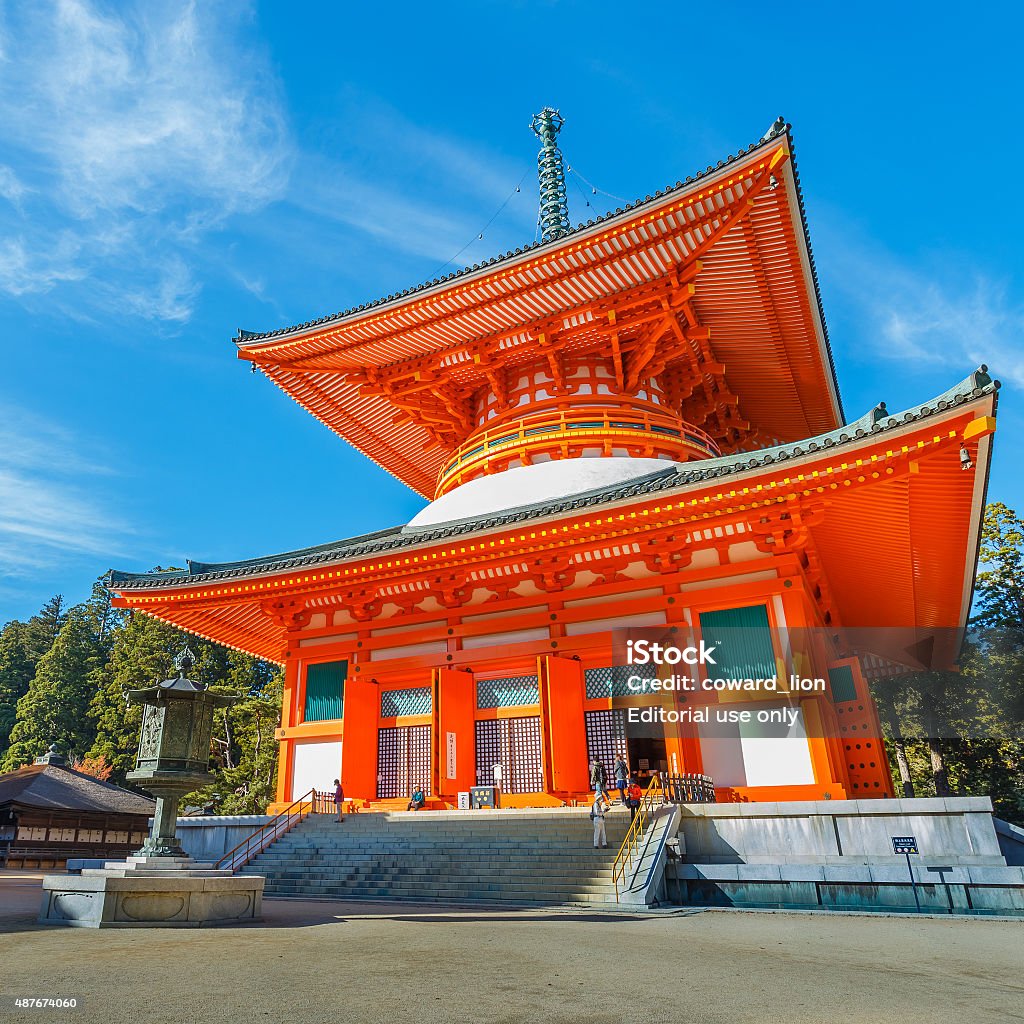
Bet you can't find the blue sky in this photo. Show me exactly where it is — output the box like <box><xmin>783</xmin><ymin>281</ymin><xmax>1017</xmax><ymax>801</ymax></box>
<box><xmin>1</xmin><ymin>0</ymin><xmax>1022</xmax><ymax>624</ymax></box>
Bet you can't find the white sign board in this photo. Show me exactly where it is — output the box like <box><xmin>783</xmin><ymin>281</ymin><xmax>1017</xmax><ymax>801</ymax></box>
<box><xmin>446</xmin><ymin>731</ymin><xmax>457</xmax><ymax>780</ymax></box>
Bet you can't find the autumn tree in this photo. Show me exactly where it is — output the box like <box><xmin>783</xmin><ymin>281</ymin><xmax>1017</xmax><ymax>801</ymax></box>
<box><xmin>70</xmin><ymin>753</ymin><xmax>114</xmax><ymax>781</ymax></box>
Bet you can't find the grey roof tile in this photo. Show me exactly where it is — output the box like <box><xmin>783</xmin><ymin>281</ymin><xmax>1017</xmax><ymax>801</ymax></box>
<box><xmin>0</xmin><ymin>764</ymin><xmax>155</xmax><ymax>815</ymax></box>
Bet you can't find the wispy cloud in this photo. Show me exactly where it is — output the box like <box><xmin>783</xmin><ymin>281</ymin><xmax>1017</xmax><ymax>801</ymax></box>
<box><xmin>878</xmin><ymin>276</ymin><xmax>1024</xmax><ymax>388</ymax></box>
<box><xmin>0</xmin><ymin>165</ymin><xmax>30</xmax><ymax>206</ymax></box>
<box><xmin>0</xmin><ymin>0</ymin><xmax>291</xmax><ymax>322</ymax></box>
<box><xmin>287</xmin><ymin>97</ymin><xmax>536</xmax><ymax>270</ymax></box>
<box><xmin>818</xmin><ymin>217</ymin><xmax>1024</xmax><ymax>388</ymax></box>
<box><xmin>0</xmin><ymin>407</ymin><xmax>134</xmax><ymax>577</ymax></box>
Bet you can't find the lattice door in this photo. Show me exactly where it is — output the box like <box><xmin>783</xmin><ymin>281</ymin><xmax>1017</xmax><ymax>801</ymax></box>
<box><xmin>377</xmin><ymin>725</ymin><xmax>431</xmax><ymax>799</ymax></box>
<box><xmin>474</xmin><ymin>716</ymin><xmax>543</xmax><ymax>794</ymax></box>
<box><xmin>585</xmin><ymin>708</ymin><xmax>628</xmax><ymax>784</ymax></box>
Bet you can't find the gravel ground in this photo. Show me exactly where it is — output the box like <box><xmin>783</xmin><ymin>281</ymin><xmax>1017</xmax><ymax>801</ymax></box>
<box><xmin>1</xmin><ymin>872</ymin><xmax>1022</xmax><ymax>1024</ymax></box>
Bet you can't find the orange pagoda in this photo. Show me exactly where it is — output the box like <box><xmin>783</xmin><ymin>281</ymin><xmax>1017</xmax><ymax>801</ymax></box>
<box><xmin>108</xmin><ymin>114</ymin><xmax>999</xmax><ymax>811</ymax></box>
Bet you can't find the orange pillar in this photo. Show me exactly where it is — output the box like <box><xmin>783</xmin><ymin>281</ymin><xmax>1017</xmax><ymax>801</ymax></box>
<box><xmin>341</xmin><ymin>674</ymin><xmax>378</xmax><ymax>801</ymax></box>
<box><xmin>276</xmin><ymin>655</ymin><xmax>301</xmax><ymax>805</ymax></box>
<box><xmin>543</xmin><ymin>656</ymin><xmax>589</xmax><ymax>793</ymax></box>
<box><xmin>436</xmin><ymin>667</ymin><xmax>476</xmax><ymax>799</ymax></box>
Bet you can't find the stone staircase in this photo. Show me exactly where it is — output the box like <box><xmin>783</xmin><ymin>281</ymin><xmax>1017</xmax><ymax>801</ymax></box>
<box><xmin>249</xmin><ymin>807</ymin><xmax>631</xmax><ymax>906</ymax></box>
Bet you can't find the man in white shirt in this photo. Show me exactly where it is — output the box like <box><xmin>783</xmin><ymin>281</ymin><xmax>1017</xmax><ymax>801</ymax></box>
<box><xmin>590</xmin><ymin>792</ymin><xmax>610</xmax><ymax>849</ymax></box>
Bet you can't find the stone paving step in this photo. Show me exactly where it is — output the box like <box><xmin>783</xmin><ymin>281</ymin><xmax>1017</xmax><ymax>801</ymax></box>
<box><xmin>263</xmin><ymin>888</ymin><xmax>616</xmax><ymax>906</ymax></box>
<box><xmin>247</xmin><ymin>811</ymin><xmax>630</xmax><ymax>907</ymax></box>
<box><xmin>262</xmin><ymin>880</ymin><xmax>618</xmax><ymax>898</ymax></box>
<box><xmin>260</xmin><ymin>880</ymin><xmax>612</xmax><ymax>893</ymax></box>
<box><xmin>258</xmin><ymin>853</ymin><xmax>616</xmax><ymax>860</ymax></box>
<box><xmin>253</xmin><ymin>860</ymin><xmax>614</xmax><ymax>876</ymax></box>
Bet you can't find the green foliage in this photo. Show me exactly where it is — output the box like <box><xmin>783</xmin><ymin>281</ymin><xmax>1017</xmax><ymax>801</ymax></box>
<box><xmin>0</xmin><ymin>579</ymin><xmax>283</xmax><ymax>812</ymax></box>
<box><xmin>86</xmin><ymin>611</ymin><xmax>181</xmax><ymax>782</ymax></box>
<box><xmin>0</xmin><ymin>595</ymin><xmax>73</xmax><ymax>760</ymax></box>
<box><xmin>1</xmin><ymin>606</ymin><xmax>104</xmax><ymax>770</ymax></box>
<box><xmin>974</xmin><ymin>502</ymin><xmax>1024</xmax><ymax>633</ymax></box>
<box><xmin>0</xmin><ymin>621</ymin><xmax>36</xmax><ymax>760</ymax></box>
<box><xmin>875</xmin><ymin>502</ymin><xmax>1024</xmax><ymax>822</ymax></box>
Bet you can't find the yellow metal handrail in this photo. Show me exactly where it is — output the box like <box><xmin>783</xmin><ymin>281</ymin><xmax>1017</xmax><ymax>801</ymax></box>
<box><xmin>610</xmin><ymin>777</ymin><xmax>664</xmax><ymax>901</ymax></box>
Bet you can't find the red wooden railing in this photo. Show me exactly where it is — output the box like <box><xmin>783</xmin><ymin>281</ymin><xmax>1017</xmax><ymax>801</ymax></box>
<box><xmin>215</xmin><ymin>789</ymin><xmax>328</xmax><ymax>872</ymax></box>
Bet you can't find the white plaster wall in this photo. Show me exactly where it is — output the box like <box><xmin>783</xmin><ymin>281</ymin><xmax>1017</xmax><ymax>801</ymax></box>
<box><xmin>462</xmin><ymin>627</ymin><xmax>550</xmax><ymax>649</ymax></box>
<box><xmin>698</xmin><ymin>729</ymin><xmax>747</xmax><ymax>788</ymax></box>
<box><xmin>369</xmin><ymin>640</ymin><xmax>448</xmax><ymax>662</ymax></box>
<box><xmin>291</xmin><ymin>739</ymin><xmax>342</xmax><ymax>800</ymax></box>
<box><xmin>698</xmin><ymin>703</ymin><xmax>815</xmax><ymax>788</ymax></box>
<box><xmin>739</xmin><ymin>709</ymin><xmax>815</xmax><ymax>787</ymax></box>
<box><xmin>564</xmin><ymin>610</ymin><xmax>667</xmax><ymax>636</ymax></box>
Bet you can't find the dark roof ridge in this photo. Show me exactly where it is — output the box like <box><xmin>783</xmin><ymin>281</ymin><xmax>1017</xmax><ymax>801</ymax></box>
<box><xmin>108</xmin><ymin>525</ymin><xmax>405</xmax><ymax>587</ymax></box>
<box><xmin>107</xmin><ymin>368</ymin><xmax>997</xmax><ymax>592</ymax></box>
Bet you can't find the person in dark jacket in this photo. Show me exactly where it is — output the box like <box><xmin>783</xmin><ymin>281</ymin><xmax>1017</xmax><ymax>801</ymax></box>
<box><xmin>589</xmin><ymin>758</ymin><xmax>607</xmax><ymax>795</ymax></box>
<box><xmin>613</xmin><ymin>752</ymin><xmax>629</xmax><ymax>805</ymax></box>
<box><xmin>333</xmin><ymin>779</ymin><xmax>345</xmax><ymax>822</ymax></box>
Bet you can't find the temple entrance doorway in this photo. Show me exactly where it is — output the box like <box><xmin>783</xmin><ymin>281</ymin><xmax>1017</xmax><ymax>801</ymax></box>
<box><xmin>585</xmin><ymin>709</ymin><xmax>667</xmax><ymax>787</ymax></box>
<box><xmin>626</xmin><ymin>734</ymin><xmax>668</xmax><ymax>784</ymax></box>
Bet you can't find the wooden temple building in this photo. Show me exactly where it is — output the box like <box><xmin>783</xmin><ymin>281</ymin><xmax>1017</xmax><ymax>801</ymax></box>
<box><xmin>108</xmin><ymin>115</ymin><xmax>998</xmax><ymax>811</ymax></box>
<box><xmin>0</xmin><ymin>746</ymin><xmax>153</xmax><ymax>869</ymax></box>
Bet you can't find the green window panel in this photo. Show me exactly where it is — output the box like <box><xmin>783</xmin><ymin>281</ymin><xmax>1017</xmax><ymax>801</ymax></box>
<box><xmin>698</xmin><ymin>605</ymin><xmax>776</xmax><ymax>681</ymax></box>
<box><xmin>381</xmin><ymin>686</ymin><xmax>432</xmax><ymax>717</ymax></box>
<box><xmin>476</xmin><ymin>675</ymin><xmax>540</xmax><ymax>709</ymax></box>
<box><xmin>304</xmin><ymin>660</ymin><xmax>346</xmax><ymax>722</ymax></box>
<box><xmin>828</xmin><ymin>664</ymin><xmax>859</xmax><ymax>704</ymax></box>
<box><xmin>585</xmin><ymin>665</ymin><xmax>659</xmax><ymax>699</ymax></box>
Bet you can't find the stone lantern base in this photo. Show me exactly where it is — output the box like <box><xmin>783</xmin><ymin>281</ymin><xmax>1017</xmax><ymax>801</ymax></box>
<box><xmin>38</xmin><ymin>856</ymin><xmax>264</xmax><ymax>928</ymax></box>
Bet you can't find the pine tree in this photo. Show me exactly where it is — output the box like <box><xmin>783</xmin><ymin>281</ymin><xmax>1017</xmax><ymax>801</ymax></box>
<box><xmin>24</xmin><ymin>595</ymin><xmax>67</xmax><ymax>661</ymax></box>
<box><xmin>974</xmin><ymin>503</ymin><xmax>1024</xmax><ymax>632</ymax></box>
<box><xmin>1</xmin><ymin>593</ymin><xmax>74</xmax><ymax>758</ymax></box>
<box><xmin>0</xmin><ymin>621</ymin><xmax>36</xmax><ymax>759</ymax></box>
<box><xmin>86</xmin><ymin>612</ymin><xmax>182</xmax><ymax>782</ymax></box>
<box><xmin>80</xmin><ymin>577</ymin><xmax>123</xmax><ymax>652</ymax></box>
<box><xmin>1</xmin><ymin>607</ymin><xmax>103</xmax><ymax>770</ymax></box>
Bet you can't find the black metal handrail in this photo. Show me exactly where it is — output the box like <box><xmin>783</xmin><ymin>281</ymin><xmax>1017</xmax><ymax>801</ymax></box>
<box><xmin>661</xmin><ymin>773</ymin><xmax>716</xmax><ymax>803</ymax></box>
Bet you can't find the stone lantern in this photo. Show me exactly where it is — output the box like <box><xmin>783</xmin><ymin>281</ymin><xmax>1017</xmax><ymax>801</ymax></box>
<box><xmin>38</xmin><ymin>645</ymin><xmax>265</xmax><ymax>928</ymax></box>
<box><xmin>125</xmin><ymin>646</ymin><xmax>238</xmax><ymax>857</ymax></box>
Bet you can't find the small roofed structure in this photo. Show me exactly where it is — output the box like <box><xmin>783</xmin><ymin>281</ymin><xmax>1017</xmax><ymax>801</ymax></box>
<box><xmin>0</xmin><ymin>746</ymin><xmax>154</xmax><ymax>869</ymax></box>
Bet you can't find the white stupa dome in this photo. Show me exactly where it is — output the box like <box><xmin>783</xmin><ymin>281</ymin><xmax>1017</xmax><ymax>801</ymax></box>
<box><xmin>404</xmin><ymin>456</ymin><xmax>675</xmax><ymax>531</ymax></box>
